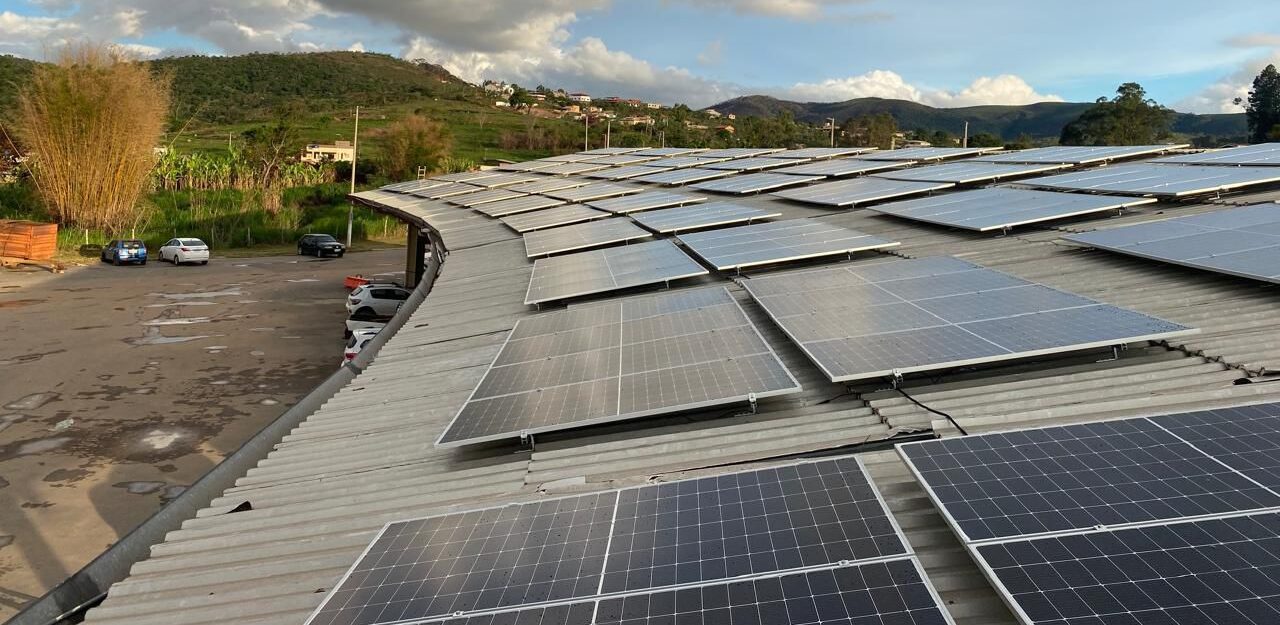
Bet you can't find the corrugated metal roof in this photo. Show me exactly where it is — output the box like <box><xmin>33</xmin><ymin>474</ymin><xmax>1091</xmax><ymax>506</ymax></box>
<box><xmin>81</xmin><ymin>166</ymin><xmax>1280</xmax><ymax>625</ymax></box>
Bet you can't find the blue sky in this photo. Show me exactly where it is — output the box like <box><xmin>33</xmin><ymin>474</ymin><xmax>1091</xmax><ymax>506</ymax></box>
<box><xmin>1</xmin><ymin>0</ymin><xmax>1278</xmax><ymax>112</ymax></box>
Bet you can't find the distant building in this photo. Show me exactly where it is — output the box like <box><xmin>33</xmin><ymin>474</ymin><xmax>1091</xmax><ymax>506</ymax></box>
<box><xmin>494</xmin><ymin>101</ymin><xmax>511</xmax><ymax>107</ymax></box>
<box><xmin>528</xmin><ymin>93</ymin><xmax>547</xmax><ymax>101</ymax></box>
<box><xmin>717</xmin><ymin>125</ymin><xmax>735</xmax><ymax>134</ymax></box>
<box><xmin>554</xmin><ymin>89</ymin><xmax>568</xmax><ymax>98</ymax></box>
<box><xmin>568</xmin><ymin>93</ymin><xmax>593</xmax><ymax>103</ymax></box>
<box><xmin>482</xmin><ymin>81</ymin><xmax>515</xmax><ymax>97</ymax></box>
<box><xmin>706</xmin><ymin>109</ymin><xmax>722</xmax><ymax>119</ymax></box>
<box><xmin>625</xmin><ymin>99</ymin><xmax>644</xmax><ymax>107</ymax></box>
<box><xmin>622</xmin><ymin>115</ymin><xmax>655</xmax><ymax>126</ymax></box>
<box><xmin>562</xmin><ymin>105</ymin><xmax>581</xmax><ymax>114</ymax></box>
<box><xmin>727</xmin><ymin>113</ymin><xmax>736</xmax><ymax>120</ymax></box>
<box><xmin>301</xmin><ymin>141</ymin><xmax>354</xmax><ymax>164</ymax></box>
<box><xmin>604</xmin><ymin>96</ymin><xmax>622</xmax><ymax>103</ymax></box>
<box><xmin>646</xmin><ymin>102</ymin><xmax>661</xmax><ymax>109</ymax></box>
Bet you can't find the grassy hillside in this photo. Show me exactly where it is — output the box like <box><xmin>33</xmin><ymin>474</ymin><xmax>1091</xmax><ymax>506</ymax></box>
<box><xmin>0</xmin><ymin>54</ymin><xmax>38</xmax><ymax>113</ymax></box>
<box><xmin>711</xmin><ymin>95</ymin><xmax>1247</xmax><ymax>141</ymax></box>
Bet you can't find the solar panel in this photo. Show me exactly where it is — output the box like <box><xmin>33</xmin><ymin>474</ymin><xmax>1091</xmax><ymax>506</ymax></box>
<box><xmin>1064</xmin><ymin>203</ymin><xmax>1280</xmax><ymax>283</ymax></box>
<box><xmin>1020</xmin><ymin>163</ymin><xmax>1280</xmax><ymax>197</ymax></box>
<box><xmin>691</xmin><ymin>172</ymin><xmax>826</xmax><ymax>194</ymax></box>
<box><xmin>975</xmin><ymin>144</ymin><xmax>1187</xmax><ymax>165</ymax></box>
<box><xmin>443</xmin><ymin>286</ymin><xmax>798</xmax><ymax>444</ymax></box>
<box><xmin>697</xmin><ymin>148</ymin><xmax>784</xmax><ymax>159</ymax></box>
<box><xmin>419</xmin><ymin>182</ymin><xmax>484</xmax><ymax>199</ymax></box>
<box><xmin>702</xmin><ymin>157</ymin><xmax>800</xmax><ymax>172</ymax></box>
<box><xmin>584</xmin><ymin>165</ymin><xmax>674</xmax><ymax>180</ymax></box>
<box><xmin>634</xmin><ymin>168</ymin><xmax>734</xmax><ymax>186</ymax></box>
<box><xmin>869</xmin><ymin>188</ymin><xmax>1158</xmax><ymax>232</ymax></box>
<box><xmin>545</xmin><ymin>183</ymin><xmax>643</xmax><ymax>203</ymax></box>
<box><xmin>584</xmin><ymin>154</ymin><xmax>660</xmax><ymax>166</ymax></box>
<box><xmin>872</xmin><ymin>162</ymin><xmax>1067</xmax><ymax>184</ymax></box>
<box><xmin>677</xmin><ymin>219</ymin><xmax>899</xmax><ymax>271</ymax></box>
<box><xmin>580</xmin><ymin>147</ymin><xmax>643</xmax><ymax>155</ymax></box>
<box><xmin>474</xmin><ymin>195</ymin><xmax>566</xmax><ymax>217</ymax></box>
<box><xmin>586</xmin><ymin>190</ymin><xmax>706</xmax><ymax>214</ymax></box>
<box><xmin>470</xmin><ymin>173</ymin><xmax>543</xmax><ymax>188</ymax></box>
<box><xmin>775</xmin><ymin>147</ymin><xmax>876</xmax><ymax>159</ymax></box>
<box><xmin>632</xmin><ymin>147</ymin><xmax>707</xmax><ymax>157</ymax></box>
<box><xmin>1155</xmin><ymin>142</ymin><xmax>1280</xmax><ymax>166</ymax></box>
<box><xmin>770</xmin><ymin>158</ymin><xmax>910</xmax><ymax>178</ymax></box>
<box><xmin>501</xmin><ymin>204</ymin><xmax>610</xmax><ymax>233</ymax></box>
<box><xmin>772</xmin><ymin>178</ymin><xmax>953</xmax><ymax>207</ymax></box>
<box><xmin>973</xmin><ymin>512</ymin><xmax>1280</xmax><ymax>625</ymax></box>
<box><xmin>449</xmin><ymin>188</ymin><xmax>527</xmax><ymax>207</ymax></box>
<box><xmin>306</xmin><ymin>455</ymin><xmax>951</xmax><ymax>625</ymax></box>
<box><xmin>498</xmin><ymin>160</ymin><xmax>561</xmax><ymax>172</ymax></box>
<box><xmin>524</xmin><ymin>240</ymin><xmax>709</xmax><ymax>306</ymax></box>
<box><xmin>860</xmin><ymin>147</ymin><xmax>997</xmax><ymax>162</ymax></box>
<box><xmin>640</xmin><ymin>156</ymin><xmax>733</xmax><ymax>169</ymax></box>
<box><xmin>897</xmin><ymin>418</ymin><xmax>1280</xmax><ymax>543</ymax></box>
<box><xmin>432</xmin><ymin>171</ymin><xmax>505</xmax><ymax>183</ymax></box>
<box><xmin>631</xmin><ymin>202</ymin><xmax>781</xmax><ymax>234</ymax></box>
<box><xmin>742</xmin><ymin>256</ymin><xmax>1197</xmax><ymax>383</ymax></box>
<box><xmin>538</xmin><ymin>162</ymin><xmax>613</xmax><ymax>176</ymax></box>
<box><xmin>544</xmin><ymin>152</ymin><xmax>606</xmax><ymax>162</ymax></box>
<box><xmin>506</xmin><ymin>178</ymin><xmax>591</xmax><ymax>194</ymax></box>
<box><xmin>523</xmin><ymin>218</ymin><xmax>651</xmax><ymax>257</ymax></box>
<box><xmin>1150</xmin><ymin>403</ymin><xmax>1280</xmax><ymax>490</ymax></box>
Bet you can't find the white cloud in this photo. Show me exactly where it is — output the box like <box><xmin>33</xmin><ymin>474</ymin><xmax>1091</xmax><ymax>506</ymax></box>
<box><xmin>783</xmin><ymin>71</ymin><xmax>1060</xmax><ymax>107</ymax></box>
<box><xmin>1179</xmin><ymin>53</ymin><xmax>1279</xmax><ymax>114</ymax></box>
<box><xmin>348</xmin><ymin>41</ymin><xmax>365</xmax><ymax>52</ymax></box>
<box><xmin>672</xmin><ymin>0</ymin><xmax>875</xmax><ymax>20</ymax></box>
<box><xmin>1226</xmin><ymin>33</ymin><xmax>1280</xmax><ymax>48</ymax></box>
<box><xmin>697</xmin><ymin>39</ymin><xmax>723</xmax><ymax>66</ymax></box>
<box><xmin>0</xmin><ymin>10</ymin><xmax>81</xmax><ymax>55</ymax></box>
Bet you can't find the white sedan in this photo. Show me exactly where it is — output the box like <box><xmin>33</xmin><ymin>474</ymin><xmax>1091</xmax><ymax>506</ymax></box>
<box><xmin>346</xmin><ymin>284</ymin><xmax>411</xmax><ymax>316</ymax></box>
<box><xmin>159</xmin><ymin>238</ymin><xmax>210</xmax><ymax>265</ymax></box>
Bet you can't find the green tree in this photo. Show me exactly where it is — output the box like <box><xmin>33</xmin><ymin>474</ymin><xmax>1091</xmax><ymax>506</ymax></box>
<box><xmin>1060</xmin><ymin>83</ymin><xmax>1174</xmax><ymax>145</ymax></box>
<box><xmin>840</xmin><ymin>113</ymin><xmax>897</xmax><ymax>149</ymax></box>
<box><xmin>1236</xmin><ymin>64</ymin><xmax>1280</xmax><ymax>143</ymax></box>
<box><xmin>967</xmin><ymin>132</ymin><xmax>1004</xmax><ymax>148</ymax></box>
<box><xmin>508</xmin><ymin>85</ymin><xmax>533</xmax><ymax>108</ymax></box>
<box><xmin>378</xmin><ymin>114</ymin><xmax>452</xmax><ymax>180</ymax></box>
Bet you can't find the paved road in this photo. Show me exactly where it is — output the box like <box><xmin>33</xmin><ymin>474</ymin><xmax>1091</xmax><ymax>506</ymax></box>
<box><xmin>0</xmin><ymin>249</ymin><xmax>405</xmax><ymax>619</ymax></box>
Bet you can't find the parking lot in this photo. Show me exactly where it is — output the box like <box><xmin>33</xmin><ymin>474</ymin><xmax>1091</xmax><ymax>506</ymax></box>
<box><xmin>0</xmin><ymin>248</ymin><xmax>404</xmax><ymax>619</ymax></box>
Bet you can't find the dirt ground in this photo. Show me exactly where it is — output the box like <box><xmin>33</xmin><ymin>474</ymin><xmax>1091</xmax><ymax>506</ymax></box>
<box><xmin>0</xmin><ymin>248</ymin><xmax>405</xmax><ymax>620</ymax></box>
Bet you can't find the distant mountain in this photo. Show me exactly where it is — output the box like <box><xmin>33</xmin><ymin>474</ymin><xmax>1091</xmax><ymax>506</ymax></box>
<box><xmin>709</xmin><ymin>95</ymin><xmax>1247</xmax><ymax>141</ymax></box>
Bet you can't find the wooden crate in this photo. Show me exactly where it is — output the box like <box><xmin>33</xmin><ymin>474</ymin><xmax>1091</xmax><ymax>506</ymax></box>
<box><xmin>0</xmin><ymin>220</ymin><xmax>58</xmax><ymax>261</ymax></box>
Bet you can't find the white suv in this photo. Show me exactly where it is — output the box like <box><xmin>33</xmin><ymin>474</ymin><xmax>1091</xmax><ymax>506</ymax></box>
<box><xmin>346</xmin><ymin>284</ymin><xmax>411</xmax><ymax>316</ymax></box>
<box><xmin>160</xmin><ymin>238</ymin><xmax>210</xmax><ymax>265</ymax></box>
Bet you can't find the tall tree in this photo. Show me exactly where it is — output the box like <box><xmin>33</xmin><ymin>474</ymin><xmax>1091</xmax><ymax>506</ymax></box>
<box><xmin>840</xmin><ymin>113</ymin><xmax>897</xmax><ymax>149</ymax></box>
<box><xmin>1060</xmin><ymin>83</ymin><xmax>1174</xmax><ymax>145</ymax></box>
<box><xmin>1237</xmin><ymin>64</ymin><xmax>1280</xmax><ymax>143</ymax></box>
<box><xmin>378</xmin><ymin>114</ymin><xmax>452</xmax><ymax>180</ymax></box>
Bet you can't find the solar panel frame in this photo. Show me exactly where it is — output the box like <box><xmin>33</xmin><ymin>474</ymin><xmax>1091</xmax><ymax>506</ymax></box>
<box><xmin>583</xmin><ymin>165</ymin><xmax>674</xmax><ymax>180</ymax></box>
<box><xmin>498</xmin><ymin>160</ymin><xmax>562</xmax><ymax>172</ymax></box>
<box><xmin>633</xmin><ymin>168</ymin><xmax>734</xmax><ymax>186</ymax></box>
<box><xmin>696</xmin><ymin>148</ymin><xmax>785</xmax><ymax>159</ymax></box>
<box><xmin>630</xmin><ymin>202</ymin><xmax>782</xmax><ymax>234</ymax></box>
<box><xmin>538</xmin><ymin>162</ymin><xmax>614</xmax><ymax>176</ymax></box>
<box><xmin>1064</xmin><ymin>203</ymin><xmax>1280</xmax><ymax>283</ymax></box>
<box><xmin>523</xmin><ymin>239</ymin><xmax>709</xmax><ymax>306</ymax></box>
<box><xmin>639</xmin><ymin>156</ymin><xmax>733</xmax><ymax>169</ymax></box>
<box><xmin>544</xmin><ymin>152</ymin><xmax>607</xmax><ymax>162</ymax></box>
<box><xmin>742</xmin><ymin>256</ymin><xmax>1198</xmax><ymax>383</ymax></box>
<box><xmin>772</xmin><ymin>178</ymin><xmax>954</xmax><ymax>207</ymax></box>
<box><xmin>505</xmin><ymin>178</ymin><xmax>591</xmax><ymax>194</ymax></box>
<box><xmin>773</xmin><ymin>147</ymin><xmax>877</xmax><ymax>159</ymax></box>
<box><xmin>580</xmin><ymin>147</ymin><xmax>644</xmax><ymax>155</ymax></box>
<box><xmin>677</xmin><ymin>219</ymin><xmax>900</xmax><ymax>270</ymax></box>
<box><xmin>500</xmin><ymin>204</ymin><xmax>611</xmax><ymax>233</ymax></box>
<box><xmin>860</xmin><ymin>147</ymin><xmax>999</xmax><ymax>162</ymax></box>
<box><xmin>432</xmin><ymin>171</ymin><xmax>506</xmax><ymax>183</ymax></box>
<box><xmin>690</xmin><ymin>172</ymin><xmax>826</xmax><ymax>194</ymax></box>
<box><xmin>872</xmin><ymin>162</ymin><xmax>1069</xmax><ymax>184</ymax></box>
<box><xmin>975</xmin><ymin>144</ymin><xmax>1188</xmax><ymax>165</ymax></box>
<box><xmin>522</xmin><ymin>218</ymin><xmax>652</xmax><ymax>257</ymax></box>
<box><xmin>469</xmin><ymin>173</ymin><xmax>543</xmax><ymax>188</ymax></box>
<box><xmin>544</xmin><ymin>183</ymin><xmax>644</xmax><ymax>203</ymax></box>
<box><xmin>473</xmin><ymin>194</ymin><xmax>566</xmax><ymax>217</ymax></box>
<box><xmin>769</xmin><ymin>158</ymin><xmax>911</xmax><ymax>178</ymax></box>
<box><xmin>632</xmin><ymin>147</ymin><xmax>707</xmax><ymax>157</ymax></box>
<box><xmin>869</xmin><ymin>187</ymin><xmax>1159</xmax><ymax>232</ymax></box>
<box><xmin>1154</xmin><ymin>142</ymin><xmax>1280</xmax><ymax>166</ymax></box>
<box><xmin>701</xmin><ymin>157</ymin><xmax>803</xmax><ymax>172</ymax></box>
<box><xmin>417</xmin><ymin>182</ymin><xmax>484</xmax><ymax>199</ymax></box>
<box><xmin>583</xmin><ymin>154</ymin><xmax>661</xmax><ymax>166</ymax></box>
<box><xmin>1019</xmin><ymin>163</ymin><xmax>1280</xmax><ymax>197</ymax></box>
<box><xmin>444</xmin><ymin>285</ymin><xmax>798</xmax><ymax>444</ymax></box>
<box><xmin>585</xmin><ymin>191</ymin><xmax>706</xmax><ymax>214</ymax></box>
<box><xmin>448</xmin><ymin>188</ymin><xmax>527</xmax><ymax>207</ymax></box>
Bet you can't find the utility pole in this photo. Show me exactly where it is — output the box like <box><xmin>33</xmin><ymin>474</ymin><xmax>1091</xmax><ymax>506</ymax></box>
<box><xmin>827</xmin><ymin>117</ymin><xmax>836</xmax><ymax>148</ymax></box>
<box><xmin>606</xmin><ymin>119</ymin><xmax>612</xmax><ymax>149</ymax></box>
<box><xmin>584</xmin><ymin>115</ymin><xmax>590</xmax><ymax>151</ymax></box>
<box><xmin>346</xmin><ymin>105</ymin><xmax>360</xmax><ymax>247</ymax></box>
<box><xmin>962</xmin><ymin>121</ymin><xmax>969</xmax><ymax>148</ymax></box>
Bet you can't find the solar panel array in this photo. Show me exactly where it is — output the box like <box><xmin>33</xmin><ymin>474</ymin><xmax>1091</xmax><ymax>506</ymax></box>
<box><xmin>544</xmin><ymin>183</ymin><xmax>642</xmax><ymax>203</ymax></box>
<box><xmin>473</xmin><ymin>194</ymin><xmax>565</xmax><ymax>217</ymax></box>
<box><xmin>470</xmin><ymin>173</ymin><xmax>542</xmax><ymax>188</ymax></box>
<box><xmin>433</xmin><ymin>171</ymin><xmax>505</xmax><ymax>183</ymax></box>
<box><xmin>506</xmin><ymin>178</ymin><xmax>590</xmax><ymax>194</ymax></box>
<box><xmin>581</xmin><ymin>147</ymin><xmax>642</xmax><ymax>155</ymax></box>
<box><xmin>633</xmin><ymin>147</ymin><xmax>706</xmax><ymax>157</ymax></box>
<box><xmin>690</xmin><ymin>172</ymin><xmax>824</xmax><ymax>194</ymax></box>
<box><xmin>773</xmin><ymin>177</ymin><xmax>953</xmax><ymax>207</ymax></box>
<box><xmin>497</xmin><ymin>159</ymin><xmax>560</xmax><ymax>172</ymax></box>
<box><xmin>1155</xmin><ymin>142</ymin><xmax>1280</xmax><ymax>166</ymax></box>
<box><xmin>630</xmin><ymin>202</ymin><xmax>781</xmax><ymax>234</ymax></box>
<box><xmin>449</xmin><ymin>188</ymin><xmax>526</xmax><ymax>207</ymax></box>
<box><xmin>640</xmin><ymin>156</ymin><xmax>732</xmax><ymax>169</ymax></box>
<box><xmin>1020</xmin><ymin>163</ymin><xmax>1280</xmax><ymax>197</ymax></box>
<box><xmin>586</xmin><ymin>191</ymin><xmax>706</xmax><ymax>214</ymax></box>
<box><xmin>524</xmin><ymin>239</ymin><xmax>708</xmax><ymax>305</ymax></box>
<box><xmin>544</xmin><ymin>153</ymin><xmax>606</xmax><ymax>163</ymax></box>
<box><xmin>584</xmin><ymin>154</ymin><xmax>659</xmax><ymax>166</ymax></box>
<box><xmin>702</xmin><ymin>157</ymin><xmax>800</xmax><ymax>172</ymax></box>
<box><xmin>307</xmin><ymin>455</ymin><xmax>955</xmax><ymax>625</ymax></box>
<box><xmin>775</xmin><ymin>147</ymin><xmax>876</xmax><ymax>159</ymax></box>
<box><xmin>538</xmin><ymin>162</ymin><xmax>613</xmax><ymax>176</ymax></box>
<box><xmin>634</xmin><ymin>168</ymin><xmax>733</xmax><ymax>186</ymax></box>
<box><xmin>523</xmin><ymin>218</ymin><xmax>651</xmax><ymax>257</ymax></box>
<box><xmin>742</xmin><ymin>256</ymin><xmax>1196</xmax><ymax>383</ymax></box>
<box><xmin>500</xmin><ymin>204</ymin><xmax>609</xmax><ymax>233</ymax></box>
<box><xmin>872</xmin><ymin>162</ymin><xmax>1067</xmax><ymax>184</ymax></box>
<box><xmin>770</xmin><ymin>158</ymin><xmax>908</xmax><ymax>178</ymax></box>
<box><xmin>897</xmin><ymin>401</ymin><xmax>1280</xmax><ymax>625</ymax></box>
<box><xmin>698</xmin><ymin>148</ymin><xmax>783</xmax><ymax>159</ymax></box>
<box><xmin>1064</xmin><ymin>203</ymin><xmax>1280</xmax><ymax>283</ymax></box>
<box><xmin>975</xmin><ymin>144</ymin><xmax>1186</xmax><ymax>165</ymax></box>
<box><xmin>678</xmin><ymin>219</ymin><xmax>899</xmax><ymax>270</ymax></box>
<box><xmin>861</xmin><ymin>147</ymin><xmax>997</xmax><ymax>162</ymax></box>
<box><xmin>442</xmin><ymin>287</ymin><xmax>799</xmax><ymax>445</ymax></box>
<box><xmin>584</xmin><ymin>165</ymin><xmax>672</xmax><ymax>180</ymax></box>
<box><xmin>870</xmin><ymin>187</ymin><xmax>1158</xmax><ymax>232</ymax></box>
<box><xmin>419</xmin><ymin>182</ymin><xmax>483</xmax><ymax>199</ymax></box>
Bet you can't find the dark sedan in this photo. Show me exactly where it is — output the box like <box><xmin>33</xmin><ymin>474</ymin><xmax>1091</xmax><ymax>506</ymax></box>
<box><xmin>297</xmin><ymin>234</ymin><xmax>345</xmax><ymax>258</ymax></box>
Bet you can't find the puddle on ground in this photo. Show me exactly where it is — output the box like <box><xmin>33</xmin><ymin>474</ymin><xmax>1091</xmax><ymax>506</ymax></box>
<box><xmin>162</xmin><ymin>485</ymin><xmax>188</xmax><ymax>502</ymax></box>
<box><xmin>140</xmin><ymin>429</ymin><xmax>183</xmax><ymax>450</ymax></box>
<box><xmin>127</xmin><ymin>327</ymin><xmax>214</xmax><ymax>346</ymax></box>
<box><xmin>0</xmin><ymin>437</ymin><xmax>72</xmax><ymax>461</ymax></box>
<box><xmin>43</xmin><ymin>468</ymin><xmax>90</xmax><ymax>483</ymax></box>
<box><xmin>150</xmin><ymin>289</ymin><xmax>242</xmax><ymax>300</ymax></box>
<box><xmin>250</xmin><ymin>350</ymin><xmax>265</xmax><ymax>356</ymax></box>
<box><xmin>113</xmin><ymin>481</ymin><xmax>167</xmax><ymax>495</ymax></box>
<box><xmin>0</xmin><ymin>536</ymin><xmax>12</xmax><ymax>550</ymax></box>
<box><xmin>0</xmin><ymin>349</ymin><xmax>64</xmax><ymax>366</ymax></box>
<box><xmin>5</xmin><ymin>392</ymin><xmax>58</xmax><ymax>411</ymax></box>
<box><xmin>237</xmin><ymin>300</ymin><xmax>259</xmax><ymax>304</ymax></box>
<box><xmin>145</xmin><ymin>301</ymin><xmax>217</xmax><ymax>308</ymax></box>
<box><xmin>0</xmin><ymin>414</ymin><xmax>23</xmax><ymax>433</ymax></box>
<box><xmin>249</xmin><ymin>327</ymin><xmax>276</xmax><ymax>332</ymax></box>
<box><xmin>259</xmin><ymin>398</ymin><xmax>279</xmax><ymax>406</ymax></box>
<box><xmin>286</xmin><ymin>278</ymin><xmax>319</xmax><ymax>283</ymax></box>
<box><xmin>143</xmin><ymin>317</ymin><xmax>212</xmax><ymax>326</ymax></box>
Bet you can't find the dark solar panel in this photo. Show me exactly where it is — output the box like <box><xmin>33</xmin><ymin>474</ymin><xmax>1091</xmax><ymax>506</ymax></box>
<box><xmin>523</xmin><ymin>218</ymin><xmax>651</xmax><ymax>257</ymax></box>
<box><xmin>898</xmin><ymin>418</ymin><xmax>1280</xmax><ymax>542</ymax></box>
<box><xmin>975</xmin><ymin>512</ymin><xmax>1280</xmax><ymax>625</ymax></box>
<box><xmin>677</xmin><ymin>219</ymin><xmax>899</xmax><ymax>271</ymax></box>
<box><xmin>501</xmin><ymin>205</ymin><xmax>610</xmax><ymax>233</ymax></box>
<box><xmin>442</xmin><ymin>287</ymin><xmax>798</xmax><ymax>445</ymax></box>
<box><xmin>1150</xmin><ymin>402</ymin><xmax>1280</xmax><ymax>490</ymax></box>
<box><xmin>630</xmin><ymin>202</ymin><xmax>780</xmax><ymax>234</ymax></box>
<box><xmin>523</xmin><ymin>240</ymin><xmax>708</xmax><ymax>306</ymax></box>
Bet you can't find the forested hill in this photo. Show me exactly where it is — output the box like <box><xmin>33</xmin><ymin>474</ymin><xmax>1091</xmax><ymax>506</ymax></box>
<box><xmin>0</xmin><ymin>55</ymin><xmax>39</xmax><ymax>112</ymax></box>
<box><xmin>152</xmin><ymin>52</ymin><xmax>478</xmax><ymax>123</ymax></box>
<box><xmin>710</xmin><ymin>95</ymin><xmax>1247</xmax><ymax>140</ymax></box>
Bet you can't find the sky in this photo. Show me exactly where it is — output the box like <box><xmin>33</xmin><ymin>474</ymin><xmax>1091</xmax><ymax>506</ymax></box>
<box><xmin>1</xmin><ymin>0</ymin><xmax>1279</xmax><ymax>113</ymax></box>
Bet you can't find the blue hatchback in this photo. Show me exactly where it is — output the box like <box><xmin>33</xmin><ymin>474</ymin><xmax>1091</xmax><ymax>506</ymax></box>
<box><xmin>101</xmin><ymin>239</ymin><xmax>148</xmax><ymax>265</ymax></box>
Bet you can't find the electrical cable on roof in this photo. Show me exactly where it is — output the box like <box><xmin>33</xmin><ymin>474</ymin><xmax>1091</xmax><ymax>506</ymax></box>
<box><xmin>897</xmin><ymin>387</ymin><xmax>967</xmax><ymax>436</ymax></box>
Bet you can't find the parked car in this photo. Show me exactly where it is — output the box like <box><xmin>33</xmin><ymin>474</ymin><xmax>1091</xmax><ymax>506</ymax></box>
<box><xmin>346</xmin><ymin>284</ymin><xmax>411</xmax><ymax>316</ymax></box>
<box><xmin>159</xmin><ymin>238</ymin><xmax>210</xmax><ymax>265</ymax></box>
<box><xmin>298</xmin><ymin>234</ymin><xmax>345</xmax><ymax>258</ymax></box>
<box><xmin>342</xmin><ymin>327</ymin><xmax>381</xmax><ymax>365</ymax></box>
<box><xmin>345</xmin><ymin>307</ymin><xmax>391</xmax><ymax>339</ymax></box>
<box><xmin>101</xmin><ymin>240</ymin><xmax>147</xmax><ymax>265</ymax></box>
